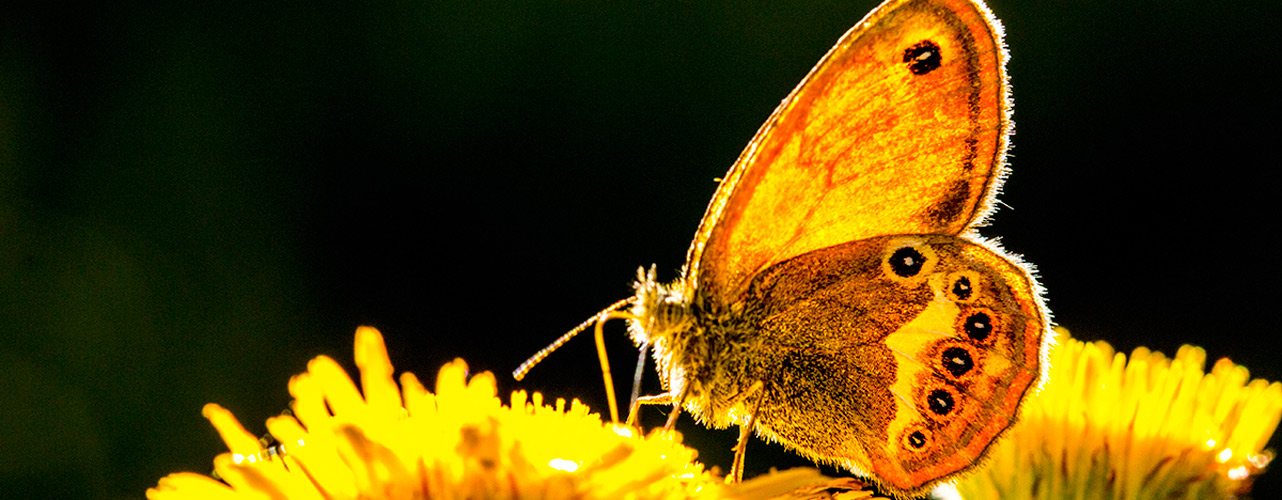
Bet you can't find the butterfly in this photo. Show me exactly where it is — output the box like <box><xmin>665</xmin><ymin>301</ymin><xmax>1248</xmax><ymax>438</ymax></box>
<box><xmin>516</xmin><ymin>0</ymin><xmax>1050</xmax><ymax>496</ymax></box>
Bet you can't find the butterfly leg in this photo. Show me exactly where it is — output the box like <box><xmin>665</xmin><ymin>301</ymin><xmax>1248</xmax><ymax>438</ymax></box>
<box><xmin>624</xmin><ymin>339</ymin><xmax>653</xmax><ymax>426</ymax></box>
<box><xmin>626</xmin><ymin>383</ymin><xmax>691</xmax><ymax>430</ymax></box>
<box><xmin>728</xmin><ymin>382</ymin><xmax>765</xmax><ymax>483</ymax></box>
<box><xmin>627</xmin><ymin>392</ymin><xmax>671</xmax><ymax>426</ymax></box>
<box><xmin>664</xmin><ymin>385</ymin><xmax>690</xmax><ymax>429</ymax></box>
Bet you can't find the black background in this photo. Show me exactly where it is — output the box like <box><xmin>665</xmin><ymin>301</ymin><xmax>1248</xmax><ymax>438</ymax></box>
<box><xmin>2</xmin><ymin>1</ymin><xmax>1279</xmax><ymax>498</ymax></box>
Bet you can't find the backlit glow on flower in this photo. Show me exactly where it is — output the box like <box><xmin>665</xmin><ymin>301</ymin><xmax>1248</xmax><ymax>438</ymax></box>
<box><xmin>955</xmin><ymin>330</ymin><xmax>1282</xmax><ymax>500</ymax></box>
<box><xmin>146</xmin><ymin>327</ymin><xmax>865</xmax><ymax>500</ymax></box>
<box><xmin>151</xmin><ymin>325</ymin><xmax>1278</xmax><ymax>499</ymax></box>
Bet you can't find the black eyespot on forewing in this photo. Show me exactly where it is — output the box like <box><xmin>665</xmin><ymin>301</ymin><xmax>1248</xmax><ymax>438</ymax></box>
<box><xmin>903</xmin><ymin>40</ymin><xmax>942</xmax><ymax>75</ymax></box>
<box><xmin>942</xmin><ymin>346</ymin><xmax>974</xmax><ymax>378</ymax></box>
<box><xmin>928</xmin><ymin>389</ymin><xmax>954</xmax><ymax>415</ymax></box>
<box><xmin>889</xmin><ymin>247</ymin><xmax>926</xmax><ymax>277</ymax></box>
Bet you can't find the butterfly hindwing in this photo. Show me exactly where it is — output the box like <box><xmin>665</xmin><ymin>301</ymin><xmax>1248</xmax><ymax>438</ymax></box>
<box><xmin>741</xmin><ymin>234</ymin><xmax>1043</xmax><ymax>494</ymax></box>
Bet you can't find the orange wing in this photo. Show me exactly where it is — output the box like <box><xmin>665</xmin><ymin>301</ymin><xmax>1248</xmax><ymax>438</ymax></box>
<box><xmin>687</xmin><ymin>0</ymin><xmax>1010</xmax><ymax>310</ymax></box>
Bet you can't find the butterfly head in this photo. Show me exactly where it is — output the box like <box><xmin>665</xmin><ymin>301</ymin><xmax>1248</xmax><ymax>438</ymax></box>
<box><xmin>627</xmin><ymin>266</ymin><xmax>694</xmax><ymax>344</ymax></box>
<box><xmin>626</xmin><ymin>266</ymin><xmax>701</xmax><ymax>394</ymax></box>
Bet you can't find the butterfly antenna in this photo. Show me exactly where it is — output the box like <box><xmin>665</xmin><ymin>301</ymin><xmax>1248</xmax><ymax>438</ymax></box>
<box><xmin>513</xmin><ymin>299</ymin><xmax>640</xmax><ymax>420</ymax></box>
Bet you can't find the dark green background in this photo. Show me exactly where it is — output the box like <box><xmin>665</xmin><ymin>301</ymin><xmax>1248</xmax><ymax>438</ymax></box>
<box><xmin>2</xmin><ymin>1</ymin><xmax>1279</xmax><ymax>498</ymax></box>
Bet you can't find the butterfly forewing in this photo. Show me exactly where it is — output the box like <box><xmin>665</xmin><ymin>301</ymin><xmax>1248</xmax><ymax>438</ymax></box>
<box><xmin>688</xmin><ymin>0</ymin><xmax>1010</xmax><ymax>310</ymax></box>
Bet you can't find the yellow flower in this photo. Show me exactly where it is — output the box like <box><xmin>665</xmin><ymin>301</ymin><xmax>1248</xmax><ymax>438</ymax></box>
<box><xmin>146</xmin><ymin>327</ymin><xmax>871</xmax><ymax>500</ymax></box>
<box><xmin>955</xmin><ymin>330</ymin><xmax>1282</xmax><ymax>500</ymax></box>
<box><xmin>158</xmin><ymin>325</ymin><xmax>1281</xmax><ymax>499</ymax></box>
